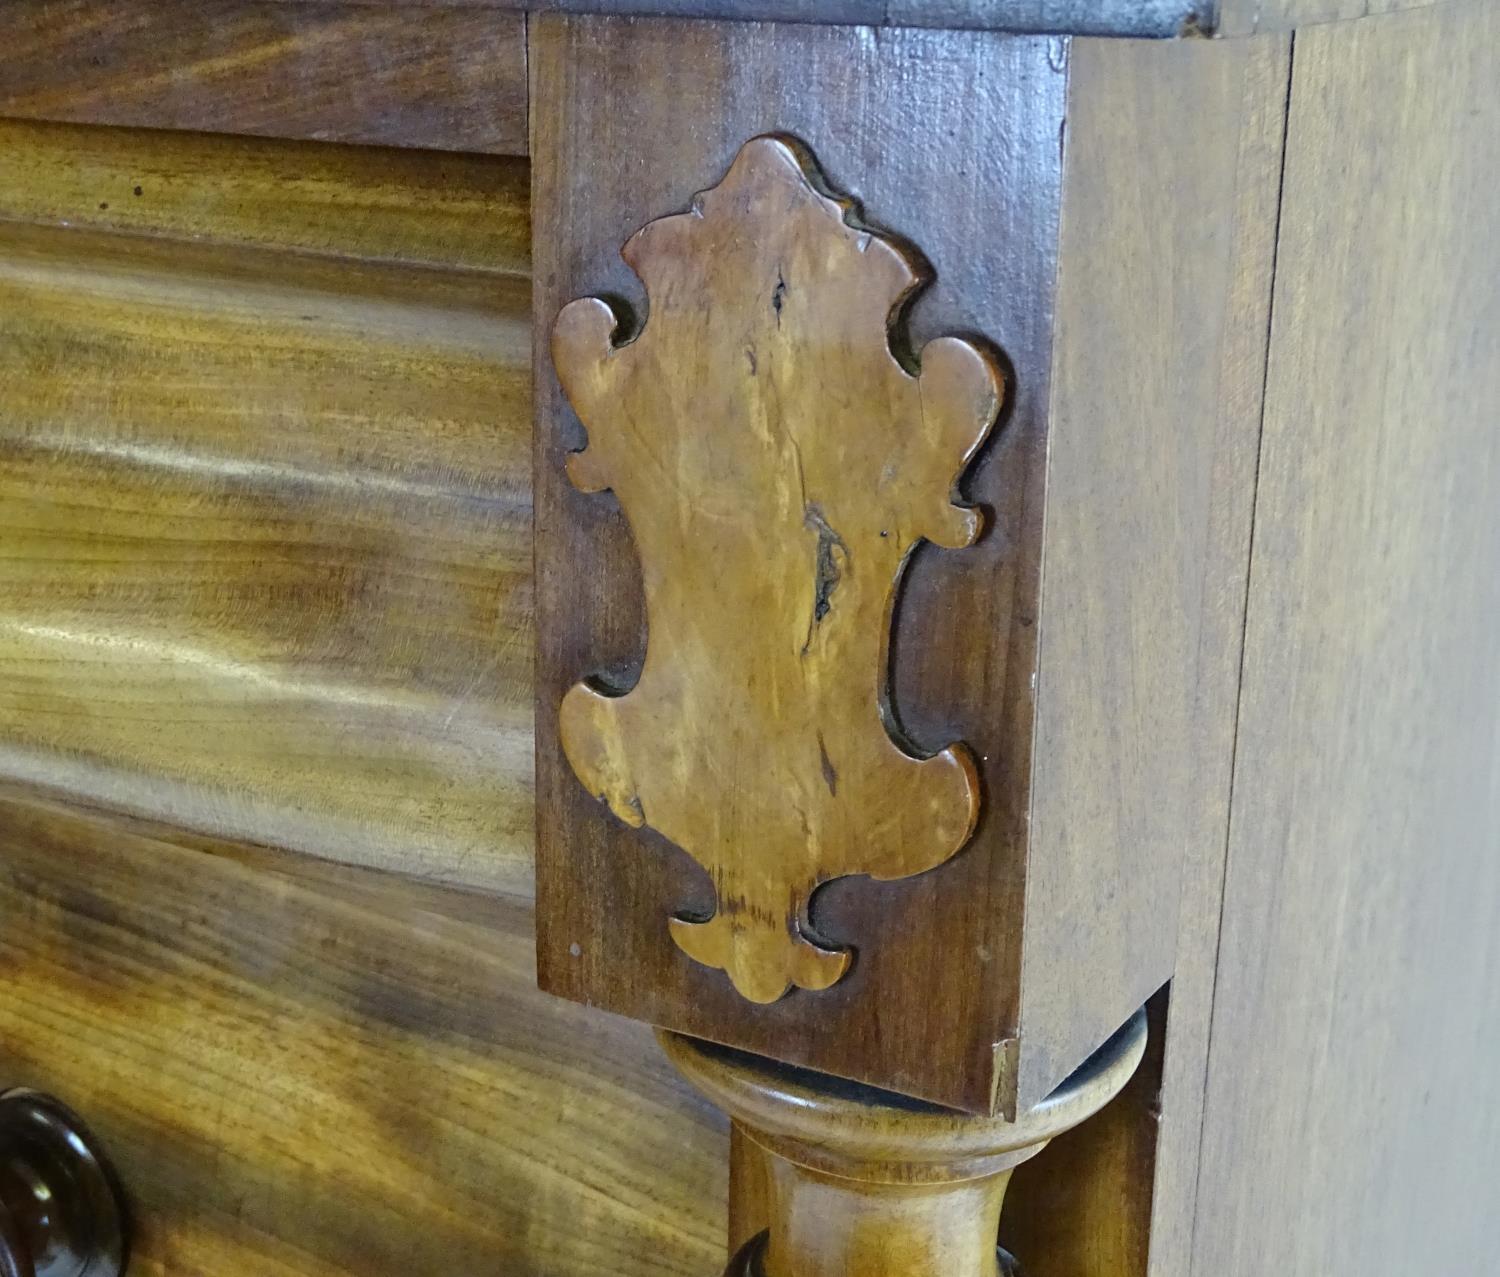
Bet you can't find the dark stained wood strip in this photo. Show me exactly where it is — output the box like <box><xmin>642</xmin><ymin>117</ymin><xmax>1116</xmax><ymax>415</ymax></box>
<box><xmin>19</xmin><ymin>0</ymin><xmax>1455</xmax><ymax>50</ymax></box>
<box><xmin>263</xmin><ymin>0</ymin><xmax>1207</xmax><ymax>36</ymax></box>
<box><xmin>0</xmin><ymin>0</ymin><xmax>528</xmax><ymax>156</ymax></box>
<box><xmin>0</xmin><ymin>786</ymin><xmax>726</xmax><ymax>1276</ymax></box>
<box><xmin>238</xmin><ymin>0</ymin><xmax>1474</xmax><ymax>35</ymax></box>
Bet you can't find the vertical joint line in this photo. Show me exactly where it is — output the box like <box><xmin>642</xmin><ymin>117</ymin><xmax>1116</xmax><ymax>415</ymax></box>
<box><xmin>1187</xmin><ymin>29</ymin><xmax>1298</xmax><ymax>1271</ymax></box>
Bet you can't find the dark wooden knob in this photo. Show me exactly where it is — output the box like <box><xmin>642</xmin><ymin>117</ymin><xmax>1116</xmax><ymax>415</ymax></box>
<box><xmin>0</xmin><ymin>1091</ymin><xmax>128</xmax><ymax>1277</ymax></box>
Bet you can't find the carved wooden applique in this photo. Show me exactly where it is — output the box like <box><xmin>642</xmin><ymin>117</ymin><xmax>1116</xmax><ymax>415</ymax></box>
<box><xmin>553</xmin><ymin>135</ymin><xmax>1004</xmax><ymax>1004</ymax></box>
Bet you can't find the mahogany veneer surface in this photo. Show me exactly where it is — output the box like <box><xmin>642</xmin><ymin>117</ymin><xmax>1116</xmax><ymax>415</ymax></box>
<box><xmin>0</xmin><ymin>122</ymin><xmax>536</xmax><ymax>894</ymax></box>
<box><xmin>0</xmin><ymin>788</ymin><xmax>726</xmax><ymax>1276</ymax></box>
<box><xmin>0</xmin><ymin>1</ymin><xmax>530</xmax><ymax>155</ymax></box>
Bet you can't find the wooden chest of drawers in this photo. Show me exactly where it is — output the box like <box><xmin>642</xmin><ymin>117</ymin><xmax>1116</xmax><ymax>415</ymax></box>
<box><xmin>0</xmin><ymin>2</ymin><xmax>1496</xmax><ymax>1273</ymax></box>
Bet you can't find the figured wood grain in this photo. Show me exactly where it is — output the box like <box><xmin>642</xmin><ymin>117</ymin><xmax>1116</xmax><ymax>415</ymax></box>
<box><xmin>532</xmin><ymin>13</ymin><xmax>1066</xmax><ymax>1113</ymax></box>
<box><xmin>0</xmin><ymin>119</ymin><xmax>531</xmax><ymax>274</ymax></box>
<box><xmin>0</xmin><ymin>0</ymin><xmax>528</xmax><ymax>156</ymax></box>
<box><xmin>1192</xmin><ymin>5</ymin><xmax>1500</xmax><ymax>1273</ymax></box>
<box><xmin>0</xmin><ymin>786</ymin><xmax>726</xmax><ymax>1277</ymax></box>
<box><xmin>554</xmin><ymin>136</ymin><xmax>1000</xmax><ymax>1004</ymax></box>
<box><xmin>0</xmin><ymin>128</ymin><xmax>534</xmax><ymax>894</ymax></box>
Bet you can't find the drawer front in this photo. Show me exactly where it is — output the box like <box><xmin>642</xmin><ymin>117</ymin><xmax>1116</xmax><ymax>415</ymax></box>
<box><xmin>0</xmin><ymin>118</ymin><xmax>719</xmax><ymax>1275</ymax></box>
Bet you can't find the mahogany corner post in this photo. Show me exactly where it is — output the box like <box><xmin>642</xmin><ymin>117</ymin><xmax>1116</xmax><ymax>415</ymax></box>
<box><xmin>532</xmin><ymin>8</ymin><xmax>1289</xmax><ymax>1275</ymax></box>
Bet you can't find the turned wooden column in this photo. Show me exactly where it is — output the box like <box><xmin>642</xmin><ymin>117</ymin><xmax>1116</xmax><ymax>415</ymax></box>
<box><xmin>662</xmin><ymin>1011</ymin><xmax>1146</xmax><ymax>1277</ymax></box>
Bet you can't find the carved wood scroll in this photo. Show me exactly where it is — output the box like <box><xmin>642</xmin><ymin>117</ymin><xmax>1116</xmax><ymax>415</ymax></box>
<box><xmin>553</xmin><ymin>135</ymin><xmax>1004</xmax><ymax>1004</ymax></box>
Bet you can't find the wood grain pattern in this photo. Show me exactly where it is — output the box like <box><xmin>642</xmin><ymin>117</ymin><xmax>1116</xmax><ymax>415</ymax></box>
<box><xmin>1211</xmin><ymin>0</ymin><xmax>1461</xmax><ymax>35</ymax></box>
<box><xmin>0</xmin><ymin>127</ymin><xmax>535</xmax><ymax>894</ymax></box>
<box><xmin>1191</xmin><ymin>5</ymin><xmax>1500</xmax><ymax>1273</ymax></box>
<box><xmin>1131</xmin><ymin>32</ymin><xmax>1292</xmax><ymax>1277</ymax></box>
<box><xmin>0</xmin><ymin>119</ymin><xmax>531</xmax><ymax>274</ymax></box>
<box><xmin>554</xmin><ymin>135</ymin><xmax>1001</xmax><ymax>1004</ymax></box>
<box><xmin>532</xmin><ymin>13</ymin><xmax>1066</xmax><ymax>1113</ymax></box>
<box><xmin>728</xmin><ymin>1122</ymin><xmax>774</xmax><ymax>1259</ymax></box>
<box><xmin>0</xmin><ymin>786</ymin><xmax>726</xmax><ymax>1277</ymax></box>
<box><xmin>1015</xmin><ymin>32</ymin><xmax>1287</xmax><ymax>1111</ymax></box>
<box><xmin>0</xmin><ymin>0</ymin><xmax>528</xmax><ymax>156</ymax></box>
<box><xmin>666</xmin><ymin>1014</ymin><xmax>1146</xmax><ymax>1277</ymax></box>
